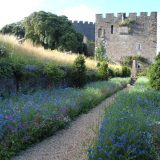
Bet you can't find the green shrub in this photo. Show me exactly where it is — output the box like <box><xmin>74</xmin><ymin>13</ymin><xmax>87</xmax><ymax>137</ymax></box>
<box><xmin>148</xmin><ymin>60</ymin><xmax>160</xmax><ymax>90</ymax></box>
<box><xmin>43</xmin><ymin>62</ymin><xmax>65</xmax><ymax>85</ymax></box>
<box><xmin>112</xmin><ymin>67</ymin><xmax>122</xmax><ymax>77</ymax></box>
<box><xmin>1</xmin><ymin>21</ymin><xmax>25</xmax><ymax>38</ymax></box>
<box><xmin>121</xmin><ymin>66</ymin><xmax>131</xmax><ymax>77</ymax></box>
<box><xmin>0</xmin><ymin>45</ymin><xmax>8</xmax><ymax>58</ymax></box>
<box><xmin>86</xmin><ymin>40</ymin><xmax>95</xmax><ymax>56</ymax></box>
<box><xmin>97</xmin><ymin>61</ymin><xmax>109</xmax><ymax>80</ymax></box>
<box><xmin>155</xmin><ymin>53</ymin><xmax>160</xmax><ymax>61</ymax></box>
<box><xmin>137</xmin><ymin>67</ymin><xmax>149</xmax><ymax>77</ymax></box>
<box><xmin>12</xmin><ymin>63</ymin><xmax>24</xmax><ymax>81</ymax></box>
<box><xmin>86</xmin><ymin>69</ymin><xmax>100</xmax><ymax>83</ymax></box>
<box><xmin>108</xmin><ymin>68</ymin><xmax>115</xmax><ymax>78</ymax></box>
<box><xmin>121</xmin><ymin>56</ymin><xmax>149</xmax><ymax>67</ymax></box>
<box><xmin>95</xmin><ymin>41</ymin><xmax>106</xmax><ymax>61</ymax></box>
<box><xmin>72</xmin><ymin>55</ymin><xmax>86</xmax><ymax>87</ymax></box>
<box><xmin>0</xmin><ymin>59</ymin><xmax>14</xmax><ymax>78</ymax></box>
<box><xmin>108</xmin><ymin>66</ymin><xmax>130</xmax><ymax>78</ymax></box>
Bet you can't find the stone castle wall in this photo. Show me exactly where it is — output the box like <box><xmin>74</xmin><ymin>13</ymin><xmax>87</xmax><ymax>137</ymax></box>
<box><xmin>72</xmin><ymin>21</ymin><xmax>95</xmax><ymax>41</ymax></box>
<box><xmin>95</xmin><ymin>12</ymin><xmax>157</xmax><ymax>62</ymax></box>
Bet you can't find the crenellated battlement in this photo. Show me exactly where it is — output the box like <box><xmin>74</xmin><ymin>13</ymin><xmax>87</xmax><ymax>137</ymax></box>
<box><xmin>72</xmin><ymin>21</ymin><xmax>95</xmax><ymax>41</ymax></box>
<box><xmin>95</xmin><ymin>11</ymin><xmax>157</xmax><ymax>63</ymax></box>
<box><xmin>73</xmin><ymin>21</ymin><xmax>95</xmax><ymax>25</ymax></box>
<box><xmin>96</xmin><ymin>12</ymin><xmax>157</xmax><ymax>22</ymax></box>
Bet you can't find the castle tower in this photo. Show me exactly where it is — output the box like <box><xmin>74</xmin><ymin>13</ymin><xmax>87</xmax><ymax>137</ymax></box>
<box><xmin>95</xmin><ymin>12</ymin><xmax>157</xmax><ymax>62</ymax></box>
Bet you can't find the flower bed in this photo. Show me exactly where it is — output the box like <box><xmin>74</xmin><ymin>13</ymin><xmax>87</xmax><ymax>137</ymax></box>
<box><xmin>88</xmin><ymin>77</ymin><xmax>160</xmax><ymax>160</ymax></box>
<box><xmin>0</xmin><ymin>78</ymin><xmax>129</xmax><ymax>159</ymax></box>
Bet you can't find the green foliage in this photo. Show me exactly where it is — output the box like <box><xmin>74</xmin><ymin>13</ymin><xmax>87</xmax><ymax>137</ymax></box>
<box><xmin>0</xmin><ymin>78</ymin><xmax>129</xmax><ymax>159</ymax></box>
<box><xmin>111</xmin><ymin>67</ymin><xmax>122</xmax><ymax>77</ymax></box>
<box><xmin>24</xmin><ymin>11</ymin><xmax>84</xmax><ymax>53</ymax></box>
<box><xmin>155</xmin><ymin>53</ymin><xmax>160</xmax><ymax>61</ymax></box>
<box><xmin>12</xmin><ymin>64</ymin><xmax>24</xmax><ymax>81</ymax></box>
<box><xmin>0</xmin><ymin>59</ymin><xmax>14</xmax><ymax>78</ymax></box>
<box><xmin>121</xmin><ymin>66</ymin><xmax>131</xmax><ymax>77</ymax></box>
<box><xmin>88</xmin><ymin>77</ymin><xmax>160</xmax><ymax>160</ymax></box>
<box><xmin>95</xmin><ymin>42</ymin><xmax>106</xmax><ymax>61</ymax></box>
<box><xmin>0</xmin><ymin>119</ymin><xmax>65</xmax><ymax>159</ymax></box>
<box><xmin>0</xmin><ymin>58</ymin><xmax>37</xmax><ymax>81</ymax></box>
<box><xmin>118</xmin><ymin>19</ymin><xmax>133</xmax><ymax>33</ymax></box>
<box><xmin>119</xmin><ymin>18</ymin><xmax>132</xmax><ymax>26</ymax></box>
<box><xmin>0</xmin><ymin>58</ymin><xmax>27</xmax><ymax>81</ymax></box>
<box><xmin>97</xmin><ymin>61</ymin><xmax>109</xmax><ymax>80</ymax></box>
<box><xmin>109</xmin><ymin>66</ymin><xmax>130</xmax><ymax>78</ymax></box>
<box><xmin>137</xmin><ymin>67</ymin><xmax>149</xmax><ymax>77</ymax></box>
<box><xmin>0</xmin><ymin>45</ymin><xmax>8</xmax><ymax>58</ymax></box>
<box><xmin>72</xmin><ymin>55</ymin><xmax>86</xmax><ymax>87</ymax></box>
<box><xmin>86</xmin><ymin>69</ymin><xmax>100</xmax><ymax>83</ymax></box>
<box><xmin>121</xmin><ymin>56</ymin><xmax>150</xmax><ymax>67</ymax></box>
<box><xmin>108</xmin><ymin>68</ymin><xmax>115</xmax><ymax>78</ymax></box>
<box><xmin>1</xmin><ymin>21</ymin><xmax>25</xmax><ymax>38</ymax></box>
<box><xmin>59</xmin><ymin>32</ymin><xmax>84</xmax><ymax>53</ymax></box>
<box><xmin>86</xmin><ymin>40</ymin><xmax>95</xmax><ymax>56</ymax></box>
<box><xmin>148</xmin><ymin>59</ymin><xmax>160</xmax><ymax>90</ymax></box>
<box><xmin>43</xmin><ymin>62</ymin><xmax>65</xmax><ymax>84</ymax></box>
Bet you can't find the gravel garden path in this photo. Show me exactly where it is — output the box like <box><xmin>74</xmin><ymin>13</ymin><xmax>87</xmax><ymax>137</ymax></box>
<box><xmin>13</xmin><ymin>87</ymin><xmax>129</xmax><ymax>160</ymax></box>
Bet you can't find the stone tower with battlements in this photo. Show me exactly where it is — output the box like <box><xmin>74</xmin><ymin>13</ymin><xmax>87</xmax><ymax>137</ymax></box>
<box><xmin>95</xmin><ymin>12</ymin><xmax>157</xmax><ymax>62</ymax></box>
<box><xmin>72</xmin><ymin>21</ymin><xmax>95</xmax><ymax>41</ymax></box>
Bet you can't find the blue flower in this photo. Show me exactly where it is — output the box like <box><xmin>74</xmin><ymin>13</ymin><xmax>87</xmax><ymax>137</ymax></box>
<box><xmin>88</xmin><ymin>148</ymin><xmax>92</xmax><ymax>152</ymax></box>
<box><xmin>88</xmin><ymin>153</ymin><xmax>94</xmax><ymax>159</ymax></box>
<box><xmin>97</xmin><ymin>145</ymin><xmax>102</xmax><ymax>152</ymax></box>
<box><xmin>104</xmin><ymin>150</ymin><xmax>108</xmax><ymax>155</ymax></box>
<box><xmin>0</xmin><ymin>114</ymin><xmax>4</xmax><ymax>120</ymax></box>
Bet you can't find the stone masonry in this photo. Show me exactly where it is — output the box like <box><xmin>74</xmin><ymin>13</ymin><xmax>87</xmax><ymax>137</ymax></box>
<box><xmin>95</xmin><ymin>12</ymin><xmax>157</xmax><ymax>62</ymax></box>
<box><xmin>72</xmin><ymin>21</ymin><xmax>95</xmax><ymax>41</ymax></box>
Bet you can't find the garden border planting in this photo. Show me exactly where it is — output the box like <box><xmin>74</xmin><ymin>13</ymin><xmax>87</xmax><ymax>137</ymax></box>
<box><xmin>0</xmin><ymin>78</ymin><xmax>129</xmax><ymax>159</ymax></box>
<box><xmin>88</xmin><ymin>77</ymin><xmax>160</xmax><ymax>160</ymax></box>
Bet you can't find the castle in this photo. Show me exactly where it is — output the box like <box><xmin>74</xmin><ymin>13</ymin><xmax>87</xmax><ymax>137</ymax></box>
<box><xmin>96</xmin><ymin>12</ymin><xmax>159</xmax><ymax>63</ymax></box>
<box><xmin>72</xmin><ymin>21</ymin><xmax>95</xmax><ymax>41</ymax></box>
<box><xmin>73</xmin><ymin>12</ymin><xmax>160</xmax><ymax>63</ymax></box>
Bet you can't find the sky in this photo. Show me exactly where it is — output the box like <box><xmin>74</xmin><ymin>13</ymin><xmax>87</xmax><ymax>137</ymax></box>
<box><xmin>0</xmin><ymin>0</ymin><xmax>160</xmax><ymax>29</ymax></box>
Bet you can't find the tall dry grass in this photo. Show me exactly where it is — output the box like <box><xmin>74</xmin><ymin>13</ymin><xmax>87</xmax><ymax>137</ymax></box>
<box><xmin>0</xmin><ymin>34</ymin><xmax>97</xmax><ymax>69</ymax></box>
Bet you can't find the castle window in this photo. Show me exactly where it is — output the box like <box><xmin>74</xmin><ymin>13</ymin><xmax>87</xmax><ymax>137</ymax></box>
<box><xmin>137</xmin><ymin>63</ymin><xmax>141</xmax><ymax>68</ymax></box>
<box><xmin>111</xmin><ymin>25</ymin><xmax>113</xmax><ymax>34</ymax></box>
<box><xmin>98</xmin><ymin>28</ymin><xmax>102</xmax><ymax>38</ymax></box>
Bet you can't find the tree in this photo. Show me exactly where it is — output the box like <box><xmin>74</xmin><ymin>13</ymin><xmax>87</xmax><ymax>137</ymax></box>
<box><xmin>95</xmin><ymin>41</ymin><xmax>106</xmax><ymax>61</ymax></box>
<box><xmin>72</xmin><ymin>55</ymin><xmax>86</xmax><ymax>87</ymax></box>
<box><xmin>148</xmin><ymin>59</ymin><xmax>160</xmax><ymax>90</ymax></box>
<box><xmin>23</xmin><ymin>11</ymin><xmax>84</xmax><ymax>53</ymax></box>
<box><xmin>97</xmin><ymin>61</ymin><xmax>109</xmax><ymax>80</ymax></box>
<box><xmin>1</xmin><ymin>21</ymin><xmax>25</xmax><ymax>38</ymax></box>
